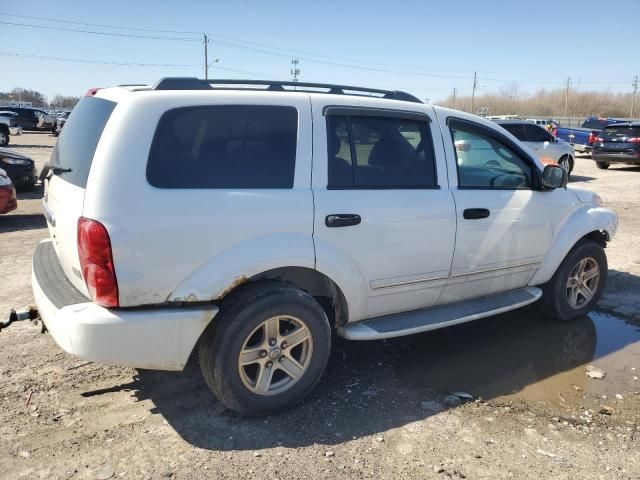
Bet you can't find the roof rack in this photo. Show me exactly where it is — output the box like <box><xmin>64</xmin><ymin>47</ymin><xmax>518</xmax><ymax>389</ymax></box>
<box><xmin>152</xmin><ymin>77</ymin><xmax>422</xmax><ymax>104</ymax></box>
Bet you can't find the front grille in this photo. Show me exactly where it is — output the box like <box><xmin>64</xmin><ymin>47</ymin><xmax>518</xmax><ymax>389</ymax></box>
<box><xmin>33</xmin><ymin>241</ymin><xmax>89</xmax><ymax>309</ymax></box>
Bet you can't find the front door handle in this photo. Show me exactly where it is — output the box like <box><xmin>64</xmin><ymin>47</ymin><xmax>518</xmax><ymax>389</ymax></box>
<box><xmin>463</xmin><ymin>208</ymin><xmax>490</xmax><ymax>220</ymax></box>
<box><xmin>325</xmin><ymin>214</ymin><xmax>361</xmax><ymax>228</ymax></box>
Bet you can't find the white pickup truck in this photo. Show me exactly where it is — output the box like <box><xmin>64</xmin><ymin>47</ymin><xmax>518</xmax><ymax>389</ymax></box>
<box><xmin>31</xmin><ymin>79</ymin><xmax>617</xmax><ymax>415</ymax></box>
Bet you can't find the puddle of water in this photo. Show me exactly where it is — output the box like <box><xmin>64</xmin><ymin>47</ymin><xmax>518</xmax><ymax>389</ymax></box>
<box><xmin>392</xmin><ymin>308</ymin><xmax>640</xmax><ymax>409</ymax></box>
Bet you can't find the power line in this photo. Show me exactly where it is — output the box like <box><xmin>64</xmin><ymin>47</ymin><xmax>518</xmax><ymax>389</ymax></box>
<box><xmin>0</xmin><ymin>20</ymin><xmax>199</xmax><ymax>42</ymax></box>
<box><xmin>0</xmin><ymin>51</ymin><xmax>279</xmax><ymax>78</ymax></box>
<box><xmin>632</xmin><ymin>75</ymin><xmax>639</xmax><ymax>118</ymax></box>
<box><xmin>0</xmin><ymin>14</ymin><xmax>633</xmax><ymax>88</ymax></box>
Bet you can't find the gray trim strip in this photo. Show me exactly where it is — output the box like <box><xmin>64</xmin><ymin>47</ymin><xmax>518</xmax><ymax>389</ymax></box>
<box><xmin>371</xmin><ymin>275</ymin><xmax>449</xmax><ymax>290</ymax></box>
<box><xmin>450</xmin><ymin>261</ymin><xmax>540</xmax><ymax>279</ymax></box>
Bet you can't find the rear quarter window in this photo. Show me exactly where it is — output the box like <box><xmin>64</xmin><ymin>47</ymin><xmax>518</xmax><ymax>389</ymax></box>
<box><xmin>146</xmin><ymin>105</ymin><xmax>298</xmax><ymax>189</ymax></box>
<box><xmin>50</xmin><ymin>96</ymin><xmax>116</xmax><ymax>188</ymax></box>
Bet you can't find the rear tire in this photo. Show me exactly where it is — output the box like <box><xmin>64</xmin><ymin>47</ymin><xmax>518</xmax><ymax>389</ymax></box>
<box><xmin>199</xmin><ymin>281</ymin><xmax>331</xmax><ymax>416</ymax></box>
<box><xmin>539</xmin><ymin>240</ymin><xmax>607</xmax><ymax>321</ymax></box>
<box><xmin>596</xmin><ymin>161</ymin><xmax>610</xmax><ymax>170</ymax></box>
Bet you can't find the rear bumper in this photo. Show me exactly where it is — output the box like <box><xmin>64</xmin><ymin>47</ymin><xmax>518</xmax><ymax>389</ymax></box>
<box><xmin>32</xmin><ymin>240</ymin><xmax>218</xmax><ymax>370</ymax></box>
<box><xmin>592</xmin><ymin>151</ymin><xmax>640</xmax><ymax>164</ymax></box>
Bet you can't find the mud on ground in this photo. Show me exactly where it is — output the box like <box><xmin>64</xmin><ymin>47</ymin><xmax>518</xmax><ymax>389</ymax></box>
<box><xmin>0</xmin><ymin>133</ymin><xmax>638</xmax><ymax>479</ymax></box>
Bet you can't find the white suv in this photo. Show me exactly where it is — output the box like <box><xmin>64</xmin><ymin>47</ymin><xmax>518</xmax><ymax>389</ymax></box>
<box><xmin>33</xmin><ymin>78</ymin><xmax>617</xmax><ymax>415</ymax></box>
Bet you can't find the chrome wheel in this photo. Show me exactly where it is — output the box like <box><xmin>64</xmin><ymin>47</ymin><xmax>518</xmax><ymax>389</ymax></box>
<box><xmin>0</xmin><ymin>131</ymin><xmax>7</xmax><ymax>145</ymax></box>
<box><xmin>238</xmin><ymin>315</ymin><xmax>313</xmax><ymax>396</ymax></box>
<box><xmin>566</xmin><ymin>257</ymin><xmax>600</xmax><ymax>309</ymax></box>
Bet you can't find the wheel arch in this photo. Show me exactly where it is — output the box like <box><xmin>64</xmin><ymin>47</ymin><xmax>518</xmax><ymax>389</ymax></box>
<box><xmin>529</xmin><ymin>205</ymin><xmax>617</xmax><ymax>286</ymax></box>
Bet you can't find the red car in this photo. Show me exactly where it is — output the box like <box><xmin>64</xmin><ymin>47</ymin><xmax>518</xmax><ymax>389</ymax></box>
<box><xmin>0</xmin><ymin>168</ymin><xmax>17</xmax><ymax>214</ymax></box>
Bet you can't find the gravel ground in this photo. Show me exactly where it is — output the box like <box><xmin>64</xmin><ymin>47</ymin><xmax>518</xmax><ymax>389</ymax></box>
<box><xmin>0</xmin><ymin>132</ymin><xmax>638</xmax><ymax>479</ymax></box>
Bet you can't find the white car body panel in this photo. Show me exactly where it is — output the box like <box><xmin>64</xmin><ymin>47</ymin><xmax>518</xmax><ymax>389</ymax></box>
<box><xmin>32</xmin><ymin>89</ymin><xmax>618</xmax><ymax>370</ymax></box>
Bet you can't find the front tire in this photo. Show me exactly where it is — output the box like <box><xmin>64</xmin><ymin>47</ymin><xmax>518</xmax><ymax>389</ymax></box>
<box><xmin>596</xmin><ymin>161</ymin><xmax>610</xmax><ymax>170</ymax></box>
<box><xmin>558</xmin><ymin>155</ymin><xmax>574</xmax><ymax>176</ymax></box>
<box><xmin>539</xmin><ymin>240</ymin><xmax>607</xmax><ymax>321</ymax></box>
<box><xmin>0</xmin><ymin>128</ymin><xmax>9</xmax><ymax>146</ymax></box>
<box><xmin>199</xmin><ymin>281</ymin><xmax>331</xmax><ymax>416</ymax></box>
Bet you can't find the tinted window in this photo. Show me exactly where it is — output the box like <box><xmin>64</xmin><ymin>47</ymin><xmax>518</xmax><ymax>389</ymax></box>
<box><xmin>147</xmin><ymin>106</ymin><xmax>297</xmax><ymax>189</ymax></box>
<box><xmin>499</xmin><ymin>123</ymin><xmax>526</xmax><ymax>141</ymax></box>
<box><xmin>450</xmin><ymin>120</ymin><xmax>532</xmax><ymax>189</ymax></box>
<box><xmin>600</xmin><ymin>125</ymin><xmax>640</xmax><ymax>140</ymax></box>
<box><xmin>50</xmin><ymin>96</ymin><xmax>116</xmax><ymax>188</ymax></box>
<box><xmin>524</xmin><ymin>124</ymin><xmax>552</xmax><ymax>142</ymax></box>
<box><xmin>581</xmin><ymin>119</ymin><xmax>611</xmax><ymax>130</ymax></box>
<box><xmin>327</xmin><ymin>115</ymin><xmax>436</xmax><ymax>188</ymax></box>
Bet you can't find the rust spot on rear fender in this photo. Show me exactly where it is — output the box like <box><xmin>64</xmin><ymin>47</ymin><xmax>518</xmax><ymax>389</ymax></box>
<box><xmin>218</xmin><ymin>275</ymin><xmax>248</xmax><ymax>299</ymax></box>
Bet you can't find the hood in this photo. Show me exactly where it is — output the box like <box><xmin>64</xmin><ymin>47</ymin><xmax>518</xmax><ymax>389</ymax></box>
<box><xmin>567</xmin><ymin>186</ymin><xmax>603</xmax><ymax>205</ymax></box>
<box><xmin>0</xmin><ymin>148</ymin><xmax>33</xmax><ymax>161</ymax></box>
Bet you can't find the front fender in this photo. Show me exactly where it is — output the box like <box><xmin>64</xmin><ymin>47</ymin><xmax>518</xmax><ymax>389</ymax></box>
<box><xmin>529</xmin><ymin>205</ymin><xmax>618</xmax><ymax>285</ymax></box>
<box><xmin>169</xmin><ymin>232</ymin><xmax>315</xmax><ymax>302</ymax></box>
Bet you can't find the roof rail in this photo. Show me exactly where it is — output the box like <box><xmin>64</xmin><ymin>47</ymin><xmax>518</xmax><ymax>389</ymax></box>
<box><xmin>152</xmin><ymin>77</ymin><xmax>423</xmax><ymax>104</ymax></box>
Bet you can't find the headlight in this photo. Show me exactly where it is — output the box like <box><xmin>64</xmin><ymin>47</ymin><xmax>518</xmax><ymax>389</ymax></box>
<box><xmin>1</xmin><ymin>157</ymin><xmax>30</xmax><ymax>165</ymax></box>
<box><xmin>0</xmin><ymin>168</ymin><xmax>12</xmax><ymax>186</ymax></box>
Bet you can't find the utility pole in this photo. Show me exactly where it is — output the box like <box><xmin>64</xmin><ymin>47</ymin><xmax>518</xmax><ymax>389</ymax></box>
<box><xmin>291</xmin><ymin>58</ymin><xmax>300</xmax><ymax>82</ymax></box>
<box><xmin>563</xmin><ymin>76</ymin><xmax>572</xmax><ymax>117</ymax></box>
<box><xmin>471</xmin><ymin>72</ymin><xmax>478</xmax><ymax>114</ymax></box>
<box><xmin>203</xmin><ymin>33</ymin><xmax>209</xmax><ymax>80</ymax></box>
<box><xmin>631</xmin><ymin>75</ymin><xmax>639</xmax><ymax>118</ymax></box>
<box><xmin>452</xmin><ymin>87</ymin><xmax>457</xmax><ymax>110</ymax></box>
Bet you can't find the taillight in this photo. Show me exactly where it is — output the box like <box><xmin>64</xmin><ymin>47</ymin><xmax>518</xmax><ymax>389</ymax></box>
<box><xmin>587</xmin><ymin>132</ymin><xmax>597</xmax><ymax>144</ymax></box>
<box><xmin>596</xmin><ymin>137</ymin><xmax>604</xmax><ymax>142</ymax></box>
<box><xmin>77</xmin><ymin>217</ymin><xmax>119</xmax><ymax>307</ymax></box>
<box><xmin>84</xmin><ymin>88</ymin><xmax>102</xmax><ymax>97</ymax></box>
<box><xmin>628</xmin><ymin>137</ymin><xmax>640</xmax><ymax>143</ymax></box>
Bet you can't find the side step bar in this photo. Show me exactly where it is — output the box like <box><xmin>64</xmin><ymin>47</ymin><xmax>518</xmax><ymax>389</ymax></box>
<box><xmin>338</xmin><ymin>287</ymin><xmax>542</xmax><ymax>340</ymax></box>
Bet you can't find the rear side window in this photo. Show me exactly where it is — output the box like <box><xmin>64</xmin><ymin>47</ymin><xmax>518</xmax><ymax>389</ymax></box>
<box><xmin>326</xmin><ymin>114</ymin><xmax>437</xmax><ymax>189</ymax></box>
<box><xmin>581</xmin><ymin>119</ymin><xmax>610</xmax><ymax>130</ymax></box>
<box><xmin>147</xmin><ymin>105</ymin><xmax>297</xmax><ymax>189</ymax></box>
<box><xmin>499</xmin><ymin>123</ymin><xmax>526</xmax><ymax>141</ymax></box>
<box><xmin>50</xmin><ymin>97</ymin><xmax>116</xmax><ymax>188</ymax></box>
<box><xmin>524</xmin><ymin>124</ymin><xmax>552</xmax><ymax>142</ymax></box>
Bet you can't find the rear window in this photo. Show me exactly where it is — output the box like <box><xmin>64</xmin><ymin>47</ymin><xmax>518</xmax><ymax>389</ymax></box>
<box><xmin>147</xmin><ymin>105</ymin><xmax>297</xmax><ymax>189</ymax></box>
<box><xmin>601</xmin><ymin>125</ymin><xmax>640</xmax><ymax>140</ymax></box>
<box><xmin>50</xmin><ymin>96</ymin><xmax>116</xmax><ymax>188</ymax></box>
<box><xmin>581</xmin><ymin>119</ymin><xmax>611</xmax><ymax>130</ymax></box>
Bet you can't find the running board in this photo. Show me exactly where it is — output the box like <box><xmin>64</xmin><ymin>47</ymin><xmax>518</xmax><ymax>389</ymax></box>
<box><xmin>338</xmin><ymin>287</ymin><xmax>542</xmax><ymax>340</ymax></box>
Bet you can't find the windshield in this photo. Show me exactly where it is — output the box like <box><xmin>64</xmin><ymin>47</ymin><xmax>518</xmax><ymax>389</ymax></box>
<box><xmin>49</xmin><ymin>96</ymin><xmax>116</xmax><ymax>188</ymax></box>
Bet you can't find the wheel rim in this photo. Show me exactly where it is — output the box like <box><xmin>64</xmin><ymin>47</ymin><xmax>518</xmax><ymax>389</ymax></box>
<box><xmin>559</xmin><ymin>157</ymin><xmax>570</xmax><ymax>172</ymax></box>
<box><xmin>0</xmin><ymin>132</ymin><xmax>7</xmax><ymax>144</ymax></box>
<box><xmin>566</xmin><ymin>257</ymin><xmax>600</xmax><ymax>309</ymax></box>
<box><xmin>238</xmin><ymin>315</ymin><xmax>313</xmax><ymax>396</ymax></box>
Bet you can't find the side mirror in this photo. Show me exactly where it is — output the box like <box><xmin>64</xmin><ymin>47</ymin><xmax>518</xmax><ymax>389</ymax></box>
<box><xmin>541</xmin><ymin>164</ymin><xmax>568</xmax><ymax>189</ymax></box>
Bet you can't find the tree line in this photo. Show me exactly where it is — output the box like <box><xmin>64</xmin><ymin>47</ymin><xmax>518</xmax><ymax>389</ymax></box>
<box><xmin>0</xmin><ymin>87</ymin><xmax>80</xmax><ymax>110</ymax></box>
<box><xmin>438</xmin><ymin>85</ymin><xmax>637</xmax><ymax>119</ymax></box>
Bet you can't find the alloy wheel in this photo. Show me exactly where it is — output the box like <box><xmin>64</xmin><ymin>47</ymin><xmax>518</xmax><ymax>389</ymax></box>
<box><xmin>566</xmin><ymin>257</ymin><xmax>600</xmax><ymax>309</ymax></box>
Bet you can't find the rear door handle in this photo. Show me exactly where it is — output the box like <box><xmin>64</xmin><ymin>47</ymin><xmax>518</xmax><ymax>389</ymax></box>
<box><xmin>463</xmin><ymin>208</ymin><xmax>490</xmax><ymax>220</ymax></box>
<box><xmin>325</xmin><ymin>214</ymin><xmax>361</xmax><ymax>228</ymax></box>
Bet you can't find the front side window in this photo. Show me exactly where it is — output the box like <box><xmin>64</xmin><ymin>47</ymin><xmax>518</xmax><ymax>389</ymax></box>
<box><xmin>326</xmin><ymin>114</ymin><xmax>437</xmax><ymax>189</ymax></box>
<box><xmin>450</xmin><ymin>120</ymin><xmax>533</xmax><ymax>189</ymax></box>
<box><xmin>147</xmin><ymin>105</ymin><xmax>298</xmax><ymax>189</ymax></box>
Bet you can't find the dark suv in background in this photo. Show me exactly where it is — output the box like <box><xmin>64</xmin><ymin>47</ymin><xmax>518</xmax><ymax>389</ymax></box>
<box><xmin>0</xmin><ymin>107</ymin><xmax>53</xmax><ymax>131</ymax></box>
<box><xmin>592</xmin><ymin>122</ymin><xmax>640</xmax><ymax>170</ymax></box>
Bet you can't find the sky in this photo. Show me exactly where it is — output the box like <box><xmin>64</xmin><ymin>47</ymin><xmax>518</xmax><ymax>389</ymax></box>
<box><xmin>0</xmin><ymin>0</ymin><xmax>638</xmax><ymax>102</ymax></box>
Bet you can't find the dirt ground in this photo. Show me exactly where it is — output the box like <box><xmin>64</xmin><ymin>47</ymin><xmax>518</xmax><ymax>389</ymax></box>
<box><xmin>1</xmin><ymin>132</ymin><xmax>638</xmax><ymax>480</ymax></box>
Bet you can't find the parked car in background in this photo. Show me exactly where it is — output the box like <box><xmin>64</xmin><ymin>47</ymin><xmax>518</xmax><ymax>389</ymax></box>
<box><xmin>496</xmin><ymin>120</ymin><xmax>575</xmax><ymax>175</ymax></box>
<box><xmin>52</xmin><ymin>111</ymin><xmax>70</xmax><ymax>137</ymax></box>
<box><xmin>525</xmin><ymin>118</ymin><xmax>559</xmax><ymax>136</ymax></box>
<box><xmin>556</xmin><ymin>117</ymin><xmax>626</xmax><ymax>153</ymax></box>
<box><xmin>30</xmin><ymin>78</ymin><xmax>616</xmax><ymax>415</ymax></box>
<box><xmin>0</xmin><ymin>148</ymin><xmax>38</xmax><ymax>189</ymax></box>
<box><xmin>0</xmin><ymin>107</ymin><xmax>55</xmax><ymax>131</ymax></box>
<box><xmin>0</xmin><ymin>168</ymin><xmax>17</xmax><ymax>214</ymax></box>
<box><xmin>0</xmin><ymin>111</ymin><xmax>22</xmax><ymax>146</ymax></box>
<box><xmin>591</xmin><ymin>122</ymin><xmax>640</xmax><ymax>169</ymax></box>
